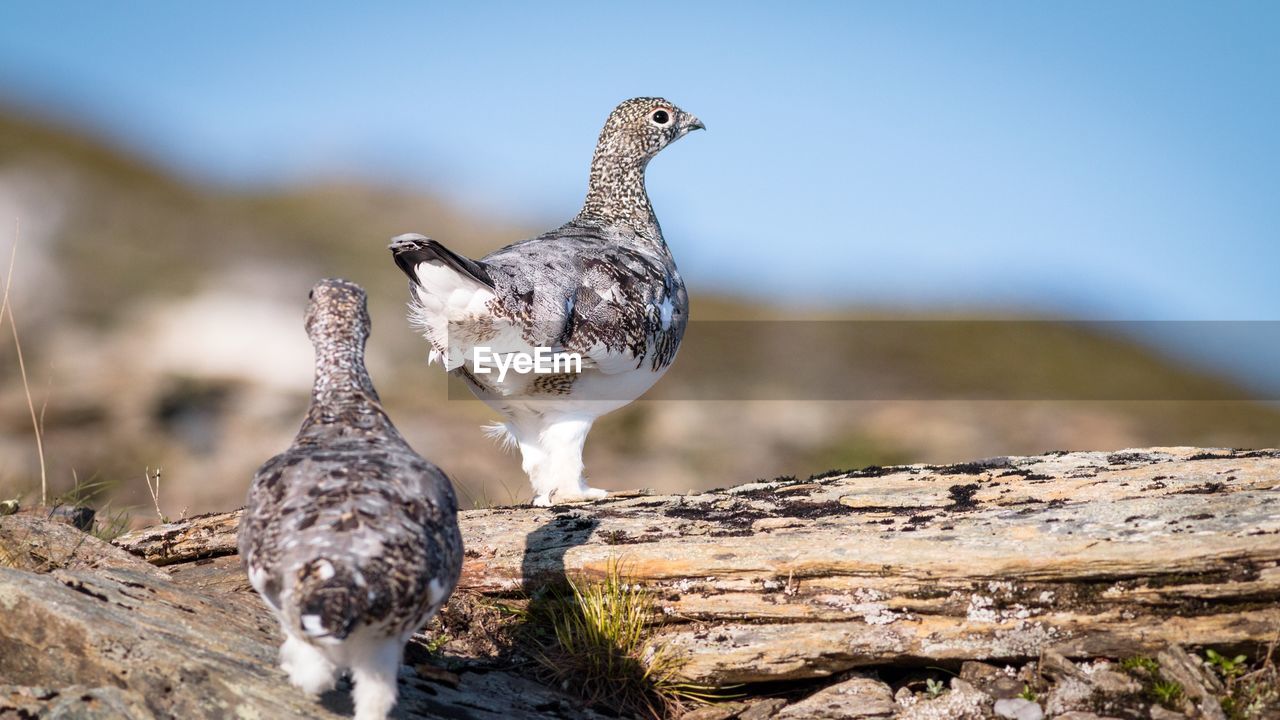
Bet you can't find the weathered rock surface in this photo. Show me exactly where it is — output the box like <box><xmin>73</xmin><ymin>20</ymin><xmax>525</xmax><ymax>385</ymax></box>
<box><xmin>117</xmin><ymin>446</ymin><xmax>1280</xmax><ymax>688</ymax></box>
<box><xmin>992</xmin><ymin>697</ymin><xmax>1043</xmax><ymax>720</ymax></box>
<box><xmin>5</xmin><ymin>446</ymin><xmax>1270</xmax><ymax>718</ymax></box>
<box><xmin>897</xmin><ymin>678</ymin><xmax>991</xmax><ymax>719</ymax></box>
<box><xmin>112</xmin><ymin>510</ymin><xmax>241</xmax><ymax>566</ymax></box>
<box><xmin>775</xmin><ymin>675</ymin><xmax>896</xmax><ymax>718</ymax></box>
<box><xmin>0</xmin><ymin>516</ymin><xmax>606</xmax><ymax>719</ymax></box>
<box><xmin>0</xmin><ymin>513</ymin><xmax>166</xmax><ymax>578</ymax></box>
<box><xmin>1154</xmin><ymin>646</ymin><xmax>1228</xmax><ymax>720</ymax></box>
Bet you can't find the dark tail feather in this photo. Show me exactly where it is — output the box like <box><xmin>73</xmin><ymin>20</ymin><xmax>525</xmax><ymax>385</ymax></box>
<box><xmin>389</xmin><ymin>233</ymin><xmax>494</xmax><ymax>289</ymax></box>
<box><xmin>294</xmin><ymin>559</ymin><xmax>366</xmax><ymax>641</ymax></box>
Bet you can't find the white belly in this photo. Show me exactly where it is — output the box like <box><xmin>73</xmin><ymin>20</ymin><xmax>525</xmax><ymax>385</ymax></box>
<box><xmin>462</xmin><ymin>361</ymin><xmax>670</xmax><ymax>420</ymax></box>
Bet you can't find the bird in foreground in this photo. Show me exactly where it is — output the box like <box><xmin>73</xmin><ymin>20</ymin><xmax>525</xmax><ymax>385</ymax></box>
<box><xmin>390</xmin><ymin>97</ymin><xmax>703</xmax><ymax>506</ymax></box>
<box><xmin>238</xmin><ymin>279</ymin><xmax>463</xmax><ymax>720</ymax></box>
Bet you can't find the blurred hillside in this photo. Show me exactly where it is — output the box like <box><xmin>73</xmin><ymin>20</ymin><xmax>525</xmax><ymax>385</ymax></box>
<box><xmin>2</xmin><ymin>108</ymin><xmax>1278</xmax><ymax>520</ymax></box>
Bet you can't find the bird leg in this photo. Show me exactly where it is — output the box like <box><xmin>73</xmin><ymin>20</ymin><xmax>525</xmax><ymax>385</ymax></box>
<box><xmin>279</xmin><ymin>633</ymin><xmax>337</xmax><ymax>696</ymax></box>
<box><xmin>350</xmin><ymin>637</ymin><xmax>403</xmax><ymax>720</ymax></box>
<box><xmin>537</xmin><ymin>417</ymin><xmax>606</xmax><ymax>504</ymax></box>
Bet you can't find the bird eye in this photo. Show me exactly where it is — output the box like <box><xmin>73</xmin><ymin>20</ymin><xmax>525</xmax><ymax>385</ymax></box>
<box><xmin>650</xmin><ymin>109</ymin><xmax>671</xmax><ymax>125</ymax></box>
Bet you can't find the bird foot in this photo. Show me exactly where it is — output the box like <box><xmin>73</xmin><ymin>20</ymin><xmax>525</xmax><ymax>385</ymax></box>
<box><xmin>554</xmin><ymin>486</ymin><xmax>608</xmax><ymax>504</ymax></box>
<box><xmin>531</xmin><ymin>486</ymin><xmax>607</xmax><ymax>507</ymax></box>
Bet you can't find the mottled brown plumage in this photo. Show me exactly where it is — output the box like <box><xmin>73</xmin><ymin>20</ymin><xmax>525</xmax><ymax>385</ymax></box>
<box><xmin>238</xmin><ymin>278</ymin><xmax>462</xmax><ymax>720</ymax></box>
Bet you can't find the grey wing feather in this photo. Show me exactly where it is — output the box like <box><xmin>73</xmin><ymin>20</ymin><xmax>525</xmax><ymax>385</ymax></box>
<box><xmin>479</xmin><ymin>225</ymin><xmax>688</xmax><ymax>372</ymax></box>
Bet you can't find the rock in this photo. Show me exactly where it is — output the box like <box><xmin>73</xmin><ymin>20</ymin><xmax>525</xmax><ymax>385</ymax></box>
<box><xmin>1044</xmin><ymin>677</ymin><xmax>1095</xmax><ymax>716</ymax></box>
<box><xmin>8</xmin><ymin>504</ymin><xmax>97</xmax><ymax>531</ymax></box>
<box><xmin>0</xmin><ymin>564</ymin><xmax>606</xmax><ymax>719</ymax></box>
<box><xmin>0</xmin><ymin>685</ymin><xmax>154</xmax><ymax>719</ymax></box>
<box><xmin>1040</xmin><ymin>648</ymin><xmax>1082</xmax><ymax>680</ymax></box>
<box><xmin>45</xmin><ymin>505</ymin><xmax>96</xmax><ymax>531</ymax></box>
<box><xmin>117</xmin><ymin>447</ymin><xmax>1280</xmax><ymax>685</ymax></box>
<box><xmin>959</xmin><ymin>661</ymin><xmax>1025</xmax><ymax>700</ymax></box>
<box><xmin>1052</xmin><ymin>714</ymin><xmax>1121</xmax><ymax>720</ymax></box>
<box><xmin>0</xmin><ymin>514</ymin><xmax>167</xmax><ymax>579</ymax></box>
<box><xmin>993</xmin><ymin>697</ymin><xmax>1044</xmax><ymax>720</ymax></box>
<box><xmin>898</xmin><ymin>678</ymin><xmax>991</xmax><ymax>720</ymax></box>
<box><xmin>959</xmin><ymin>660</ymin><xmax>1002</xmax><ymax>683</ymax></box>
<box><xmin>1149</xmin><ymin>707</ymin><xmax>1188</xmax><ymax>720</ymax></box>
<box><xmin>113</xmin><ymin>509</ymin><xmax>241</xmax><ymax>565</ymax></box>
<box><xmin>1080</xmin><ymin>666</ymin><xmax>1141</xmax><ymax>697</ymax></box>
<box><xmin>680</xmin><ymin>702</ymin><xmax>749</xmax><ymax>720</ymax></box>
<box><xmin>1155</xmin><ymin>646</ymin><xmax>1227</xmax><ymax>720</ymax></box>
<box><xmin>737</xmin><ymin>698</ymin><xmax>786</xmax><ymax>720</ymax></box>
<box><xmin>986</xmin><ymin>676</ymin><xmax>1027</xmax><ymax>701</ymax></box>
<box><xmin>412</xmin><ymin>663</ymin><xmax>460</xmax><ymax>689</ymax></box>
<box><xmin>1040</xmin><ymin>658</ymin><xmax>1143</xmax><ymax>717</ymax></box>
<box><xmin>775</xmin><ymin>675</ymin><xmax>895</xmax><ymax>718</ymax></box>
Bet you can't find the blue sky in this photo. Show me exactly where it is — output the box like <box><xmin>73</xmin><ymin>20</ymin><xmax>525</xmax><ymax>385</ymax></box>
<box><xmin>1</xmin><ymin>1</ymin><xmax>1277</xmax><ymax>321</ymax></box>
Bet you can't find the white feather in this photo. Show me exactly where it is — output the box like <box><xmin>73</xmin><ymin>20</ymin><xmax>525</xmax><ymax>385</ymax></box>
<box><xmin>482</xmin><ymin>422</ymin><xmax>518</xmax><ymax>452</ymax></box>
<box><xmin>301</xmin><ymin>614</ymin><xmax>328</xmax><ymax>637</ymax></box>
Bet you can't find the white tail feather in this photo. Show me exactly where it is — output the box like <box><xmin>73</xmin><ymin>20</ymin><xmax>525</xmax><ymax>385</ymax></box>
<box><xmin>481</xmin><ymin>422</ymin><xmax>517</xmax><ymax>453</ymax></box>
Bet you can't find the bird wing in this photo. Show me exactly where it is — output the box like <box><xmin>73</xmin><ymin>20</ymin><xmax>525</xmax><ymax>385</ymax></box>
<box><xmin>392</xmin><ymin>226</ymin><xmax>687</xmax><ymax>378</ymax></box>
<box><xmin>481</xmin><ymin>230</ymin><xmax>688</xmax><ymax>375</ymax></box>
<box><xmin>390</xmin><ymin>234</ymin><xmax>533</xmax><ymax>370</ymax></box>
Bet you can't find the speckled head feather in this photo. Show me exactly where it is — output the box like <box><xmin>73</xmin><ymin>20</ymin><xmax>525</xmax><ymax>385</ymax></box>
<box><xmin>580</xmin><ymin>97</ymin><xmax>704</xmax><ymax>226</ymax></box>
<box><xmin>305</xmin><ymin>278</ymin><xmax>378</xmax><ymax>404</ymax></box>
<box><xmin>305</xmin><ymin>278</ymin><xmax>371</xmax><ymax>348</ymax></box>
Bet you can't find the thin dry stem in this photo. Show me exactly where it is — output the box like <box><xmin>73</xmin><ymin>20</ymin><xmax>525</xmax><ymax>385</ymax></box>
<box><xmin>2</xmin><ymin>233</ymin><xmax>47</xmax><ymax>506</ymax></box>
<box><xmin>0</xmin><ymin>227</ymin><xmax>11</xmax><ymax>335</ymax></box>
<box><xmin>144</xmin><ymin>467</ymin><xmax>166</xmax><ymax>523</ymax></box>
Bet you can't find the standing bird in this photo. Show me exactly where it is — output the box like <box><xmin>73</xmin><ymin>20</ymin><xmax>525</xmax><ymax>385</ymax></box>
<box><xmin>390</xmin><ymin>97</ymin><xmax>703</xmax><ymax>506</ymax></box>
<box><xmin>238</xmin><ymin>279</ymin><xmax>463</xmax><ymax>720</ymax></box>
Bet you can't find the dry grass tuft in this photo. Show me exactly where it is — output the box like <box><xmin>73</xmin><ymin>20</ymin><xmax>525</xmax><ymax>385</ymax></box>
<box><xmin>527</xmin><ymin>560</ymin><xmax>725</xmax><ymax>719</ymax></box>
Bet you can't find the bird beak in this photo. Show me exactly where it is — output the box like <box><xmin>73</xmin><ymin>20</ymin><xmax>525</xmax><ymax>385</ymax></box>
<box><xmin>682</xmin><ymin>113</ymin><xmax>706</xmax><ymax>134</ymax></box>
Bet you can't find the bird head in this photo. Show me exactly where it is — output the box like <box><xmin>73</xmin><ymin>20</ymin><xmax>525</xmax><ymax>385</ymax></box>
<box><xmin>595</xmin><ymin>97</ymin><xmax>705</xmax><ymax>163</ymax></box>
<box><xmin>304</xmin><ymin>278</ymin><xmax>371</xmax><ymax>350</ymax></box>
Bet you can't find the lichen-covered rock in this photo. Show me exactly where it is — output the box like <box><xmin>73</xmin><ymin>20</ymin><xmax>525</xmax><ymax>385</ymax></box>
<box><xmin>107</xmin><ymin>447</ymin><xmax>1280</xmax><ymax>718</ymax></box>
<box><xmin>1044</xmin><ymin>676</ymin><xmax>1097</xmax><ymax>717</ymax></box>
<box><xmin>775</xmin><ymin>675</ymin><xmax>895</xmax><ymax>718</ymax></box>
<box><xmin>116</xmin><ymin>448</ymin><xmax>1280</xmax><ymax>688</ymax></box>
<box><xmin>992</xmin><ymin>697</ymin><xmax>1043</xmax><ymax>720</ymax></box>
<box><xmin>896</xmin><ymin>678</ymin><xmax>991</xmax><ymax>719</ymax></box>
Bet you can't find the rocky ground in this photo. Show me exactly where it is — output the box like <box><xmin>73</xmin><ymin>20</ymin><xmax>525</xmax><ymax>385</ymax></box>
<box><xmin>2</xmin><ymin>447</ymin><xmax>1279</xmax><ymax>719</ymax></box>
